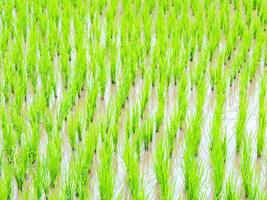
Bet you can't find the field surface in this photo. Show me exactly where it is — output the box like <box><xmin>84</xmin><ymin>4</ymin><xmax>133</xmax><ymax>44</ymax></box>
<box><xmin>0</xmin><ymin>0</ymin><xmax>267</xmax><ymax>199</ymax></box>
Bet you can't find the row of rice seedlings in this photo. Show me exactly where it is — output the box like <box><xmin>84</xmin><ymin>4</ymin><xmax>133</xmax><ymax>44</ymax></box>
<box><xmin>257</xmin><ymin>72</ymin><xmax>267</xmax><ymax>157</ymax></box>
<box><xmin>210</xmin><ymin>75</ymin><xmax>227</xmax><ymax>199</ymax></box>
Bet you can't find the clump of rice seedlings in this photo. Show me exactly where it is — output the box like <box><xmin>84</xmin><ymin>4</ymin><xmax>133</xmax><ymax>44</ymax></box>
<box><xmin>210</xmin><ymin>76</ymin><xmax>227</xmax><ymax>151</ymax></box>
<box><xmin>257</xmin><ymin>74</ymin><xmax>267</xmax><ymax>157</ymax></box>
<box><xmin>116</xmin><ymin>71</ymin><xmax>131</xmax><ymax>109</ymax></box>
<box><xmin>209</xmin><ymin>54</ymin><xmax>223</xmax><ymax>91</ymax></box>
<box><xmin>224</xmin><ymin>172</ymin><xmax>241</xmax><ymax>200</ymax></box>
<box><xmin>1</xmin><ymin>108</ymin><xmax>16</xmax><ymax>162</ymax></box>
<box><xmin>67</xmin><ymin>111</ymin><xmax>82</xmax><ymax>151</ymax></box>
<box><xmin>108</xmin><ymin>117</ymin><xmax>119</xmax><ymax>152</ymax></box>
<box><xmin>177</xmin><ymin>71</ymin><xmax>188</xmax><ymax>128</ymax></box>
<box><xmin>241</xmin><ymin>134</ymin><xmax>258</xmax><ymax>199</ymax></box>
<box><xmin>140</xmin><ymin>73</ymin><xmax>151</xmax><ymax>118</ymax></box>
<box><xmin>44</xmin><ymin>109</ymin><xmax>54</xmax><ymax>138</ymax></box>
<box><xmin>97</xmin><ymin>48</ymin><xmax>107</xmax><ymax>100</ymax></box>
<box><xmin>98</xmin><ymin>138</ymin><xmax>115</xmax><ymax>200</ymax></box>
<box><xmin>142</xmin><ymin>117</ymin><xmax>154</xmax><ymax>151</ymax></box>
<box><xmin>14</xmin><ymin>142</ymin><xmax>29</xmax><ymax>191</ymax></box>
<box><xmin>46</xmin><ymin>131</ymin><xmax>62</xmax><ymax>187</ymax></box>
<box><xmin>185</xmin><ymin>114</ymin><xmax>202</xmax><ymax>156</ymax></box>
<box><xmin>155</xmin><ymin>78</ymin><xmax>166</xmax><ymax>132</ymax></box>
<box><xmin>22</xmin><ymin>179</ymin><xmax>38</xmax><ymax>200</ymax></box>
<box><xmin>60</xmin><ymin>172</ymin><xmax>75</xmax><ymax>200</ymax></box>
<box><xmin>34</xmin><ymin>157</ymin><xmax>51</xmax><ymax>199</ymax></box>
<box><xmin>110</xmin><ymin>42</ymin><xmax>118</xmax><ymax>84</ymax></box>
<box><xmin>59</xmin><ymin>37</ymin><xmax>71</xmax><ymax>89</ymax></box>
<box><xmin>85</xmin><ymin>80</ymin><xmax>98</xmax><ymax>127</ymax></box>
<box><xmin>154</xmin><ymin>139</ymin><xmax>173</xmax><ymax>200</ymax></box>
<box><xmin>0</xmin><ymin>160</ymin><xmax>12</xmax><ymax>199</ymax></box>
<box><xmin>123</xmin><ymin>139</ymin><xmax>145</xmax><ymax>199</ymax></box>
<box><xmin>236</xmin><ymin>70</ymin><xmax>249</xmax><ymax>153</ymax></box>
<box><xmin>183</xmin><ymin>144</ymin><xmax>203</xmax><ymax>200</ymax></box>
<box><xmin>71</xmin><ymin>146</ymin><xmax>93</xmax><ymax>199</ymax></box>
<box><xmin>155</xmin><ymin>97</ymin><xmax>165</xmax><ymax>132</ymax></box>
<box><xmin>210</xmin><ymin>135</ymin><xmax>226</xmax><ymax>199</ymax></box>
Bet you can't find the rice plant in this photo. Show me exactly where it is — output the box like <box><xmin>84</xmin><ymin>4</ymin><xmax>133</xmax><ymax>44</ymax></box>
<box><xmin>98</xmin><ymin>138</ymin><xmax>115</xmax><ymax>200</ymax></box>
<box><xmin>241</xmin><ymin>134</ymin><xmax>258</xmax><ymax>199</ymax></box>
<box><xmin>154</xmin><ymin>139</ymin><xmax>173</xmax><ymax>200</ymax></box>
<box><xmin>257</xmin><ymin>74</ymin><xmax>267</xmax><ymax>157</ymax></box>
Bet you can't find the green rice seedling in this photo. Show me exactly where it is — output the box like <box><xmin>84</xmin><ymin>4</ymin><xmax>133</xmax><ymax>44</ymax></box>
<box><xmin>14</xmin><ymin>144</ymin><xmax>29</xmax><ymax>191</ymax></box>
<box><xmin>196</xmin><ymin>77</ymin><xmax>206</xmax><ymax>116</ymax></box>
<box><xmin>185</xmin><ymin>115</ymin><xmax>203</xmax><ymax>156</ymax></box>
<box><xmin>71</xmin><ymin>148</ymin><xmax>92</xmax><ymax>199</ymax></box>
<box><xmin>210</xmin><ymin>135</ymin><xmax>226</xmax><ymax>199</ymax></box>
<box><xmin>142</xmin><ymin>118</ymin><xmax>154</xmax><ymax>151</ymax></box>
<box><xmin>60</xmin><ymin>172</ymin><xmax>75</xmax><ymax>200</ymax></box>
<box><xmin>183</xmin><ymin>145</ymin><xmax>203</xmax><ymax>200</ymax></box>
<box><xmin>143</xmin><ymin>14</ymin><xmax>152</xmax><ymax>55</ymax></box>
<box><xmin>46</xmin><ymin>131</ymin><xmax>62</xmax><ymax>187</ymax></box>
<box><xmin>131</xmin><ymin>104</ymin><xmax>141</xmax><ymax>135</ymax></box>
<box><xmin>98</xmin><ymin>138</ymin><xmax>115</xmax><ymax>200</ymax></box>
<box><xmin>132</xmin><ymin>129</ymin><xmax>143</xmax><ymax>160</ymax></box>
<box><xmin>34</xmin><ymin>157</ymin><xmax>51</xmax><ymax>199</ymax></box>
<box><xmin>110</xmin><ymin>42</ymin><xmax>117</xmax><ymax>84</ymax></box>
<box><xmin>257</xmin><ymin>190</ymin><xmax>267</xmax><ymax>200</ymax></box>
<box><xmin>123</xmin><ymin>139</ymin><xmax>145</xmax><ymax>200</ymax></box>
<box><xmin>68</xmin><ymin>111</ymin><xmax>83</xmax><ymax>150</ymax></box>
<box><xmin>166</xmin><ymin>116</ymin><xmax>179</xmax><ymax>158</ymax></box>
<box><xmin>140</xmin><ymin>73</ymin><xmax>151</xmax><ymax>118</ymax></box>
<box><xmin>27</xmin><ymin>123</ymin><xmax>40</xmax><ymax>164</ymax></box>
<box><xmin>1</xmin><ymin>109</ymin><xmax>16</xmax><ymax>162</ymax></box>
<box><xmin>257</xmin><ymin>75</ymin><xmax>267</xmax><ymax>157</ymax></box>
<box><xmin>154</xmin><ymin>139</ymin><xmax>173</xmax><ymax>200</ymax></box>
<box><xmin>22</xmin><ymin>179</ymin><xmax>37</xmax><ymax>199</ymax></box>
<box><xmin>177</xmin><ymin>73</ymin><xmax>188</xmax><ymax>127</ymax></box>
<box><xmin>0</xmin><ymin>160</ymin><xmax>12</xmax><ymax>199</ymax></box>
<box><xmin>108</xmin><ymin>118</ymin><xmax>119</xmax><ymax>152</ymax></box>
<box><xmin>59</xmin><ymin>41</ymin><xmax>71</xmax><ymax>89</ymax></box>
<box><xmin>155</xmin><ymin>97</ymin><xmax>165</xmax><ymax>132</ymax></box>
<box><xmin>44</xmin><ymin>109</ymin><xmax>54</xmax><ymax>139</ymax></box>
<box><xmin>225</xmin><ymin>172</ymin><xmax>241</xmax><ymax>200</ymax></box>
<box><xmin>236</xmin><ymin>72</ymin><xmax>248</xmax><ymax>153</ymax></box>
<box><xmin>241</xmin><ymin>134</ymin><xmax>258</xmax><ymax>199</ymax></box>
<box><xmin>67</xmin><ymin>114</ymin><xmax>78</xmax><ymax>151</ymax></box>
<box><xmin>85</xmin><ymin>80</ymin><xmax>98</xmax><ymax>127</ymax></box>
<box><xmin>10</xmin><ymin>108</ymin><xmax>24</xmax><ymax>144</ymax></box>
<box><xmin>117</xmin><ymin>71</ymin><xmax>131</xmax><ymax>109</ymax></box>
<box><xmin>97</xmin><ymin>49</ymin><xmax>107</xmax><ymax>100</ymax></box>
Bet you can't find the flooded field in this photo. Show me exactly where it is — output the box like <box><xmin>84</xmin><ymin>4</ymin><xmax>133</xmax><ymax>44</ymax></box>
<box><xmin>0</xmin><ymin>0</ymin><xmax>266</xmax><ymax>199</ymax></box>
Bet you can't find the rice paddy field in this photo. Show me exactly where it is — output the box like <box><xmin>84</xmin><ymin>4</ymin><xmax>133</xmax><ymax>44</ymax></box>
<box><xmin>0</xmin><ymin>0</ymin><xmax>267</xmax><ymax>199</ymax></box>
